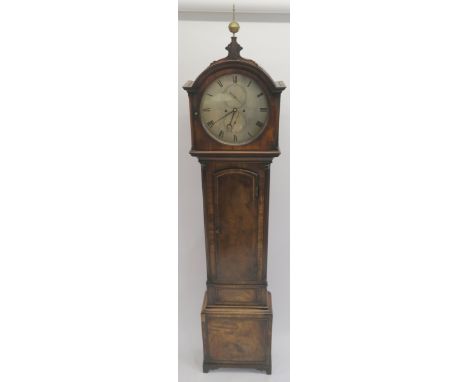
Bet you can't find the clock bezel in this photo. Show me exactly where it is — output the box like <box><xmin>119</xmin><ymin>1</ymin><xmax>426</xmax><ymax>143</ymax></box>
<box><xmin>199</xmin><ymin>72</ymin><xmax>271</xmax><ymax>146</ymax></box>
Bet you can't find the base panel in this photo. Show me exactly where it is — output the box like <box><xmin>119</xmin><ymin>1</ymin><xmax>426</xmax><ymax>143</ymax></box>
<box><xmin>200</xmin><ymin>292</ymin><xmax>272</xmax><ymax>374</ymax></box>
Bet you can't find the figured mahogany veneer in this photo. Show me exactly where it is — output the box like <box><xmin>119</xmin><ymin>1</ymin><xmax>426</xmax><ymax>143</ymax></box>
<box><xmin>201</xmin><ymin>292</ymin><xmax>272</xmax><ymax>374</ymax></box>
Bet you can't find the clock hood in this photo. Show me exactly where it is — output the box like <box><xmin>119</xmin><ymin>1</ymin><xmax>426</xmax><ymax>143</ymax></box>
<box><xmin>183</xmin><ymin>36</ymin><xmax>286</xmax><ymax>158</ymax></box>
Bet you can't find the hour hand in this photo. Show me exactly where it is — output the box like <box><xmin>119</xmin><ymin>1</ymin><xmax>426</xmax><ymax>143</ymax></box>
<box><xmin>225</xmin><ymin>108</ymin><xmax>238</xmax><ymax>131</ymax></box>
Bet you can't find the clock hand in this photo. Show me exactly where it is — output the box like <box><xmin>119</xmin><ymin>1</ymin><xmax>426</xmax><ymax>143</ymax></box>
<box><xmin>226</xmin><ymin>108</ymin><xmax>238</xmax><ymax>132</ymax></box>
<box><xmin>232</xmin><ymin>109</ymin><xmax>240</xmax><ymax>125</ymax></box>
<box><xmin>228</xmin><ymin>109</ymin><xmax>236</xmax><ymax>125</ymax></box>
<box><xmin>232</xmin><ymin>110</ymin><xmax>243</xmax><ymax>133</ymax></box>
<box><xmin>212</xmin><ymin>109</ymin><xmax>235</xmax><ymax>125</ymax></box>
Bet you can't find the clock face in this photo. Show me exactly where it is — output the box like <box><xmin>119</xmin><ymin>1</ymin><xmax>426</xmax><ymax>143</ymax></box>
<box><xmin>200</xmin><ymin>73</ymin><xmax>269</xmax><ymax>145</ymax></box>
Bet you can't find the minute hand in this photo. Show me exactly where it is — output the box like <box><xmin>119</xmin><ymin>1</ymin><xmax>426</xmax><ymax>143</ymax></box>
<box><xmin>212</xmin><ymin>109</ymin><xmax>235</xmax><ymax>125</ymax></box>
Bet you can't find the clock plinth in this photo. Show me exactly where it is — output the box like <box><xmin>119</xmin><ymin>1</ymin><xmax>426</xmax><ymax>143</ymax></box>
<box><xmin>183</xmin><ymin>15</ymin><xmax>285</xmax><ymax>374</ymax></box>
<box><xmin>201</xmin><ymin>292</ymin><xmax>272</xmax><ymax>375</ymax></box>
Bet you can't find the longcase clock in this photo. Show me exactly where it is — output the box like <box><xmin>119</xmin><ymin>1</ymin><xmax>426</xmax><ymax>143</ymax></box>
<box><xmin>183</xmin><ymin>10</ymin><xmax>286</xmax><ymax>375</ymax></box>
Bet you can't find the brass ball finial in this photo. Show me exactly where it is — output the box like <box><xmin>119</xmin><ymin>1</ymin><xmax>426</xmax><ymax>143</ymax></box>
<box><xmin>228</xmin><ymin>4</ymin><xmax>240</xmax><ymax>35</ymax></box>
<box><xmin>229</xmin><ymin>20</ymin><xmax>240</xmax><ymax>34</ymax></box>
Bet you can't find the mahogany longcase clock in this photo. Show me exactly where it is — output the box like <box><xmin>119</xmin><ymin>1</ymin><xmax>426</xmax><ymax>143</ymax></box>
<box><xmin>183</xmin><ymin>11</ymin><xmax>286</xmax><ymax>375</ymax></box>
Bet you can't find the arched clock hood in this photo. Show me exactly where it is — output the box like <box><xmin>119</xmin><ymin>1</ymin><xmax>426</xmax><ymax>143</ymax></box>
<box><xmin>183</xmin><ymin>35</ymin><xmax>286</xmax><ymax>158</ymax></box>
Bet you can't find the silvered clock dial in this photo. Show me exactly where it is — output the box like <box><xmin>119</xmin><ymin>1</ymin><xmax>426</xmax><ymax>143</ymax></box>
<box><xmin>200</xmin><ymin>73</ymin><xmax>269</xmax><ymax>145</ymax></box>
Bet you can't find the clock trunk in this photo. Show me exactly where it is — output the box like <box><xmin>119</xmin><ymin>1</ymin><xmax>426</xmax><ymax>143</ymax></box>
<box><xmin>200</xmin><ymin>159</ymin><xmax>271</xmax><ymax>307</ymax></box>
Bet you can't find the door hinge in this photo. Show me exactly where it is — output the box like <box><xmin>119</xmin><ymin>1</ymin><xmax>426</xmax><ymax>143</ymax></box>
<box><xmin>255</xmin><ymin>182</ymin><xmax>259</xmax><ymax>199</ymax></box>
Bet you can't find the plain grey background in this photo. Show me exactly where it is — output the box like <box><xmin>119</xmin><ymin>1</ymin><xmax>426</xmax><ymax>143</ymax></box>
<box><xmin>3</xmin><ymin>1</ymin><xmax>468</xmax><ymax>381</ymax></box>
<box><xmin>178</xmin><ymin>8</ymin><xmax>290</xmax><ymax>382</ymax></box>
